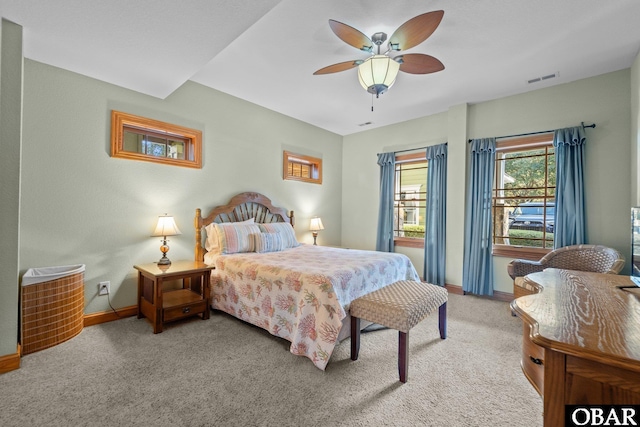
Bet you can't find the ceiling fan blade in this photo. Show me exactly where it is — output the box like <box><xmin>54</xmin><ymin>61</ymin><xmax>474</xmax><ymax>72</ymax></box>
<box><xmin>397</xmin><ymin>54</ymin><xmax>444</xmax><ymax>74</ymax></box>
<box><xmin>313</xmin><ymin>60</ymin><xmax>362</xmax><ymax>75</ymax></box>
<box><xmin>388</xmin><ymin>10</ymin><xmax>444</xmax><ymax>51</ymax></box>
<box><xmin>328</xmin><ymin>20</ymin><xmax>373</xmax><ymax>52</ymax></box>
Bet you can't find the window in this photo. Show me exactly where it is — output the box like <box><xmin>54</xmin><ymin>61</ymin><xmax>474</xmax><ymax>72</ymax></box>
<box><xmin>394</xmin><ymin>152</ymin><xmax>427</xmax><ymax>248</ymax></box>
<box><xmin>110</xmin><ymin>110</ymin><xmax>202</xmax><ymax>168</ymax></box>
<box><xmin>492</xmin><ymin>133</ymin><xmax>555</xmax><ymax>258</ymax></box>
<box><xmin>283</xmin><ymin>151</ymin><xmax>322</xmax><ymax>184</ymax></box>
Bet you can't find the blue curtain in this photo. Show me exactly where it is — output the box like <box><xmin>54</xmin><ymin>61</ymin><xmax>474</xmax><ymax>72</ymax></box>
<box><xmin>554</xmin><ymin>126</ymin><xmax>586</xmax><ymax>248</ymax></box>
<box><xmin>376</xmin><ymin>152</ymin><xmax>396</xmax><ymax>252</ymax></box>
<box><xmin>424</xmin><ymin>143</ymin><xmax>447</xmax><ymax>285</ymax></box>
<box><xmin>462</xmin><ymin>138</ymin><xmax>496</xmax><ymax>296</ymax></box>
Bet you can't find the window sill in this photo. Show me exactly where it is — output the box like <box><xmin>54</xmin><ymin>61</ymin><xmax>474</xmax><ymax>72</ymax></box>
<box><xmin>394</xmin><ymin>237</ymin><xmax>424</xmax><ymax>249</ymax></box>
<box><xmin>492</xmin><ymin>244</ymin><xmax>550</xmax><ymax>261</ymax></box>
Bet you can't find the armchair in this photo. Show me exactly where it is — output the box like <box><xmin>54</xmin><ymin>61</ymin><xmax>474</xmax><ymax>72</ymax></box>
<box><xmin>508</xmin><ymin>244</ymin><xmax>625</xmax><ymax>299</ymax></box>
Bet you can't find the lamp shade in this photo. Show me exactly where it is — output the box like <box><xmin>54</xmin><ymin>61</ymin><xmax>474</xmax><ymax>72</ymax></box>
<box><xmin>357</xmin><ymin>55</ymin><xmax>400</xmax><ymax>97</ymax></box>
<box><xmin>151</xmin><ymin>215</ymin><xmax>182</xmax><ymax>237</ymax></box>
<box><xmin>309</xmin><ymin>217</ymin><xmax>325</xmax><ymax>232</ymax></box>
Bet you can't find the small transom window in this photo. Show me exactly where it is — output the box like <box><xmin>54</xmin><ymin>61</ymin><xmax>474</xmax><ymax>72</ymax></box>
<box><xmin>283</xmin><ymin>151</ymin><xmax>322</xmax><ymax>184</ymax></box>
<box><xmin>111</xmin><ymin>110</ymin><xmax>202</xmax><ymax>168</ymax></box>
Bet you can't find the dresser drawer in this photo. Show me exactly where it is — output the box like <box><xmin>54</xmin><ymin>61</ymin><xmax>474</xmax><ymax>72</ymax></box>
<box><xmin>521</xmin><ymin>323</ymin><xmax>544</xmax><ymax>396</ymax></box>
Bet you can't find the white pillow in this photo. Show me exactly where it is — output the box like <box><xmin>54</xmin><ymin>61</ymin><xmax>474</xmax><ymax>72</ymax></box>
<box><xmin>205</xmin><ymin>218</ymin><xmax>254</xmax><ymax>252</ymax></box>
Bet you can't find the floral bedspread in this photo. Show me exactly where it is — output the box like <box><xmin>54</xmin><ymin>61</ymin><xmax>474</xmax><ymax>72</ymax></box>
<box><xmin>207</xmin><ymin>244</ymin><xmax>420</xmax><ymax>370</ymax></box>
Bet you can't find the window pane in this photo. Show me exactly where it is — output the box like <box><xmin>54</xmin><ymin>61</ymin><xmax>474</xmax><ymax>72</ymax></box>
<box><xmin>394</xmin><ymin>160</ymin><xmax>427</xmax><ymax>239</ymax></box>
<box><xmin>288</xmin><ymin>161</ymin><xmax>313</xmax><ymax>179</ymax></box>
<box><xmin>123</xmin><ymin>130</ymin><xmax>142</xmax><ymax>152</ymax></box>
<box><xmin>144</xmin><ymin>136</ymin><xmax>167</xmax><ymax>157</ymax></box>
<box><xmin>167</xmin><ymin>140</ymin><xmax>185</xmax><ymax>160</ymax></box>
<box><xmin>493</xmin><ymin>140</ymin><xmax>555</xmax><ymax>249</ymax></box>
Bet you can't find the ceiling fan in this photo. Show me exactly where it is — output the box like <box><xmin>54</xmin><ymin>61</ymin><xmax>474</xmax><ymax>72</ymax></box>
<box><xmin>314</xmin><ymin>11</ymin><xmax>445</xmax><ymax>100</ymax></box>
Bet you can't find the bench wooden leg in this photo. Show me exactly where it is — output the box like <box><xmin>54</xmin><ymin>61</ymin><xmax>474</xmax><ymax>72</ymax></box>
<box><xmin>399</xmin><ymin>331</ymin><xmax>408</xmax><ymax>383</ymax></box>
<box><xmin>438</xmin><ymin>302</ymin><xmax>447</xmax><ymax>339</ymax></box>
<box><xmin>351</xmin><ymin>316</ymin><xmax>361</xmax><ymax>361</ymax></box>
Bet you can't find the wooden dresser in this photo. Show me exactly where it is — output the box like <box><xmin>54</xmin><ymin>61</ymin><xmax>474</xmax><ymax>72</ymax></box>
<box><xmin>510</xmin><ymin>269</ymin><xmax>640</xmax><ymax>427</ymax></box>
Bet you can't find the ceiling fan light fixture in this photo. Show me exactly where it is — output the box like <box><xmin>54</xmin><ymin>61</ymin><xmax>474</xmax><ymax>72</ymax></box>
<box><xmin>318</xmin><ymin>12</ymin><xmax>445</xmax><ymax>105</ymax></box>
<box><xmin>357</xmin><ymin>55</ymin><xmax>400</xmax><ymax>97</ymax></box>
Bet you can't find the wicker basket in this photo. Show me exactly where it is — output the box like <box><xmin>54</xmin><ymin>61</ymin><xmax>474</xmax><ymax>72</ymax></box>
<box><xmin>21</xmin><ymin>265</ymin><xmax>85</xmax><ymax>355</ymax></box>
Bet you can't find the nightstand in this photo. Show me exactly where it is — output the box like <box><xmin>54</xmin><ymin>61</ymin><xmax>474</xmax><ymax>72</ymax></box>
<box><xmin>133</xmin><ymin>260</ymin><xmax>214</xmax><ymax>333</ymax></box>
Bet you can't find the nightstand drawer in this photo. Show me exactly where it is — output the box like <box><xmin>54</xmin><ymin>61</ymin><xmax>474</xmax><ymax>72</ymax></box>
<box><xmin>163</xmin><ymin>299</ymin><xmax>207</xmax><ymax>322</ymax></box>
<box><xmin>521</xmin><ymin>323</ymin><xmax>544</xmax><ymax>395</ymax></box>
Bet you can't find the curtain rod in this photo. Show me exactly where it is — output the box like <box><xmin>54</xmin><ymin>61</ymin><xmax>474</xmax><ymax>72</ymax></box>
<box><xmin>467</xmin><ymin>122</ymin><xmax>596</xmax><ymax>143</ymax></box>
<box><xmin>377</xmin><ymin>142</ymin><xmax>448</xmax><ymax>156</ymax></box>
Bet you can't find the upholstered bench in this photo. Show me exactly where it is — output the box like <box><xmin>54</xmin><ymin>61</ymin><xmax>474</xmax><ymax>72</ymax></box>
<box><xmin>350</xmin><ymin>280</ymin><xmax>448</xmax><ymax>383</ymax></box>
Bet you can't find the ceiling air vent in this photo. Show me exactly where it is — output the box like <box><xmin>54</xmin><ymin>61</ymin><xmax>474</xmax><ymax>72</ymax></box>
<box><xmin>527</xmin><ymin>72</ymin><xmax>558</xmax><ymax>84</ymax></box>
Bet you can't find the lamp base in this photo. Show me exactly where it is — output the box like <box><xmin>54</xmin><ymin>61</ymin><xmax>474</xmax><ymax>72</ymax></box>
<box><xmin>158</xmin><ymin>239</ymin><xmax>171</xmax><ymax>265</ymax></box>
<box><xmin>157</xmin><ymin>255</ymin><xmax>171</xmax><ymax>265</ymax></box>
<box><xmin>312</xmin><ymin>232</ymin><xmax>318</xmax><ymax>246</ymax></box>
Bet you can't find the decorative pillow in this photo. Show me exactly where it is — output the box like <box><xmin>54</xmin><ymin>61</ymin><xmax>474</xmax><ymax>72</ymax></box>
<box><xmin>205</xmin><ymin>218</ymin><xmax>254</xmax><ymax>252</ymax></box>
<box><xmin>213</xmin><ymin>222</ymin><xmax>261</xmax><ymax>254</ymax></box>
<box><xmin>257</xmin><ymin>222</ymin><xmax>299</xmax><ymax>249</ymax></box>
<box><xmin>253</xmin><ymin>232</ymin><xmax>284</xmax><ymax>253</ymax></box>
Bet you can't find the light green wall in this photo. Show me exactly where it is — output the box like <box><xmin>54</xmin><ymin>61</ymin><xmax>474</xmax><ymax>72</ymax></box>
<box><xmin>0</xmin><ymin>19</ymin><xmax>23</xmax><ymax>358</ymax></box>
<box><xmin>445</xmin><ymin>104</ymin><xmax>468</xmax><ymax>287</ymax></box>
<box><xmin>632</xmin><ymin>51</ymin><xmax>640</xmax><ymax>206</ymax></box>
<box><xmin>343</xmin><ymin>70</ymin><xmax>632</xmax><ymax>294</ymax></box>
<box><xmin>15</xmin><ymin>59</ymin><xmax>342</xmax><ymax>326</ymax></box>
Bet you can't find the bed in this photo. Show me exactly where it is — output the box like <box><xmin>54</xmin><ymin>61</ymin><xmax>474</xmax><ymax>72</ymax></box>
<box><xmin>195</xmin><ymin>192</ymin><xmax>420</xmax><ymax>370</ymax></box>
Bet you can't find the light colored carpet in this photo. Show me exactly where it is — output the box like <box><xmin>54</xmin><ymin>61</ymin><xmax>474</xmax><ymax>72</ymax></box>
<box><xmin>0</xmin><ymin>293</ymin><xmax>542</xmax><ymax>427</ymax></box>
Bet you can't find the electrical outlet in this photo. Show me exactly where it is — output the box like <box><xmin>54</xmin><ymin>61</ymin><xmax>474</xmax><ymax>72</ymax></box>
<box><xmin>98</xmin><ymin>281</ymin><xmax>110</xmax><ymax>296</ymax></box>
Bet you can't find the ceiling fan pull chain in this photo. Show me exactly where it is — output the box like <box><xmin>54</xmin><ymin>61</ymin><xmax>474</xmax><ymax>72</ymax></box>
<box><xmin>371</xmin><ymin>93</ymin><xmax>374</xmax><ymax>111</ymax></box>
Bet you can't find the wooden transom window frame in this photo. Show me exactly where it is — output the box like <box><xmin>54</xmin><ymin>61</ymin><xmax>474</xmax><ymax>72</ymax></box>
<box><xmin>491</xmin><ymin>133</ymin><xmax>555</xmax><ymax>261</ymax></box>
<box><xmin>283</xmin><ymin>151</ymin><xmax>322</xmax><ymax>184</ymax></box>
<box><xmin>110</xmin><ymin>110</ymin><xmax>202</xmax><ymax>168</ymax></box>
<box><xmin>394</xmin><ymin>151</ymin><xmax>428</xmax><ymax>249</ymax></box>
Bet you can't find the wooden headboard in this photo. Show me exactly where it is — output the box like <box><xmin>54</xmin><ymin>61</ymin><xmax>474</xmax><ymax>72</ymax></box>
<box><xmin>195</xmin><ymin>192</ymin><xmax>295</xmax><ymax>261</ymax></box>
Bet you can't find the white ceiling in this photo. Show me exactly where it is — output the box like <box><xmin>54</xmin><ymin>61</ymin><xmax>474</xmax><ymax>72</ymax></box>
<box><xmin>2</xmin><ymin>0</ymin><xmax>640</xmax><ymax>136</ymax></box>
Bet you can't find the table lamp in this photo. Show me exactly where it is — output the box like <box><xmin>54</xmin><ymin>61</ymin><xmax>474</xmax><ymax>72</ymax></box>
<box><xmin>151</xmin><ymin>214</ymin><xmax>182</xmax><ymax>265</ymax></box>
<box><xmin>309</xmin><ymin>216</ymin><xmax>324</xmax><ymax>245</ymax></box>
